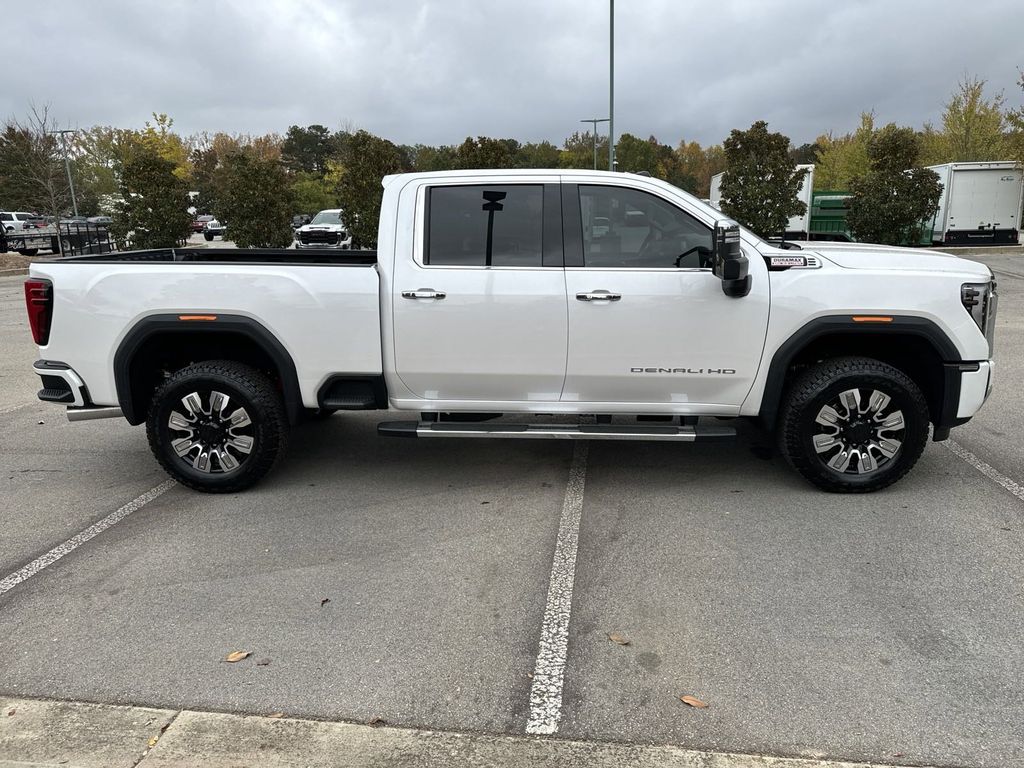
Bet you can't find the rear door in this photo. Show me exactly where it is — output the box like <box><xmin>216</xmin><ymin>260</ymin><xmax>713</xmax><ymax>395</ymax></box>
<box><xmin>391</xmin><ymin>180</ymin><xmax>568</xmax><ymax>403</ymax></box>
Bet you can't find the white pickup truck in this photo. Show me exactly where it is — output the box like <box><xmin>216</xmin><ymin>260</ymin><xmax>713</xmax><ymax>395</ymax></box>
<box><xmin>24</xmin><ymin>169</ymin><xmax>997</xmax><ymax>493</ymax></box>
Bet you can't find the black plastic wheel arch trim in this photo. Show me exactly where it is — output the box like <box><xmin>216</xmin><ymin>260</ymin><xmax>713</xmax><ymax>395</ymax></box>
<box><xmin>113</xmin><ymin>314</ymin><xmax>302</xmax><ymax>426</ymax></box>
<box><xmin>759</xmin><ymin>315</ymin><xmax>964</xmax><ymax>433</ymax></box>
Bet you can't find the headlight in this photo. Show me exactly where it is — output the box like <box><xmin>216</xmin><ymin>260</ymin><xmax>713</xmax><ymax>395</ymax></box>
<box><xmin>961</xmin><ymin>280</ymin><xmax>998</xmax><ymax>356</ymax></box>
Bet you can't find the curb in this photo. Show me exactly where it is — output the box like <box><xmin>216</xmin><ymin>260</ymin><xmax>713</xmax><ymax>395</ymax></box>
<box><xmin>0</xmin><ymin>696</ymin><xmax>937</xmax><ymax>768</ymax></box>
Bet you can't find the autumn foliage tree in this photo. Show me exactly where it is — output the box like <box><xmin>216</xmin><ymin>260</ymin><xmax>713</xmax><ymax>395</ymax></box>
<box><xmin>111</xmin><ymin>144</ymin><xmax>192</xmax><ymax>248</ymax></box>
<box><xmin>847</xmin><ymin>125</ymin><xmax>942</xmax><ymax>246</ymax></box>
<box><xmin>719</xmin><ymin>121</ymin><xmax>807</xmax><ymax>237</ymax></box>
<box><xmin>215</xmin><ymin>148</ymin><xmax>293</xmax><ymax>248</ymax></box>
<box><xmin>336</xmin><ymin>130</ymin><xmax>411</xmax><ymax>247</ymax></box>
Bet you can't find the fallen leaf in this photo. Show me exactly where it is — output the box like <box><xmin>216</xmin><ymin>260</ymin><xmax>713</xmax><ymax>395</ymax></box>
<box><xmin>267</xmin><ymin>712</ymin><xmax>285</xmax><ymax>719</ymax></box>
<box><xmin>225</xmin><ymin>651</ymin><xmax>250</xmax><ymax>663</ymax></box>
<box><xmin>679</xmin><ymin>695</ymin><xmax>709</xmax><ymax>709</ymax></box>
<box><xmin>147</xmin><ymin>737</ymin><xmax>159</xmax><ymax>747</ymax></box>
<box><xmin>367</xmin><ymin>716</ymin><xmax>386</xmax><ymax>727</ymax></box>
<box><xmin>320</xmin><ymin>598</ymin><xmax>331</xmax><ymax>607</ymax></box>
<box><xmin>607</xmin><ymin>632</ymin><xmax>630</xmax><ymax>646</ymax></box>
<box><xmin>256</xmin><ymin>658</ymin><xmax>272</xmax><ymax>666</ymax></box>
<box><xmin>6</xmin><ymin>709</ymin><xmax>15</xmax><ymax>717</ymax></box>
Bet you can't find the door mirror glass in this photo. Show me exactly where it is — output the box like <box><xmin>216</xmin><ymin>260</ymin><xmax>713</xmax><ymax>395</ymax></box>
<box><xmin>712</xmin><ymin>220</ymin><xmax>751</xmax><ymax>297</ymax></box>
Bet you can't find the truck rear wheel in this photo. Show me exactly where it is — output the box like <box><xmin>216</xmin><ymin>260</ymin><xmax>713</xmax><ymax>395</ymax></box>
<box><xmin>777</xmin><ymin>357</ymin><xmax>929</xmax><ymax>493</ymax></box>
<box><xmin>146</xmin><ymin>360</ymin><xmax>288</xmax><ymax>493</ymax></box>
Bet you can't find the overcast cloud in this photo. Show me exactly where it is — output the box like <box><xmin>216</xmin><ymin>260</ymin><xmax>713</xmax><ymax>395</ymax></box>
<box><xmin>7</xmin><ymin>0</ymin><xmax>1023</xmax><ymax>148</ymax></box>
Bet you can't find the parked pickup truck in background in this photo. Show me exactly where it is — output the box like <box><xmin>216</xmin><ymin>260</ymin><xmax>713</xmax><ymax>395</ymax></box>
<box><xmin>25</xmin><ymin>169</ymin><xmax>997</xmax><ymax>493</ymax></box>
<box><xmin>295</xmin><ymin>208</ymin><xmax>353</xmax><ymax>249</ymax></box>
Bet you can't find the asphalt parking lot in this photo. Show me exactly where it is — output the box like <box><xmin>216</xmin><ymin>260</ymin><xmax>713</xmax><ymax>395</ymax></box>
<box><xmin>1</xmin><ymin>251</ymin><xmax>1023</xmax><ymax>767</ymax></box>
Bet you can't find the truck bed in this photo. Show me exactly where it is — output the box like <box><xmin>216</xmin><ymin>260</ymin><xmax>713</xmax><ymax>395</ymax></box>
<box><xmin>53</xmin><ymin>247</ymin><xmax>379</xmax><ymax>265</ymax></box>
<box><xmin>29</xmin><ymin>251</ymin><xmax>383</xmax><ymax>413</ymax></box>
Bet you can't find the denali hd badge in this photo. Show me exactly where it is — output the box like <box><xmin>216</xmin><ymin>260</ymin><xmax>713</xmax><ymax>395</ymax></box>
<box><xmin>630</xmin><ymin>367</ymin><xmax>737</xmax><ymax>374</ymax></box>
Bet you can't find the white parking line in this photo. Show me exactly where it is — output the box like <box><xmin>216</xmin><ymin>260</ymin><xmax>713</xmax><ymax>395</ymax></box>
<box><xmin>526</xmin><ymin>442</ymin><xmax>589</xmax><ymax>735</ymax></box>
<box><xmin>943</xmin><ymin>439</ymin><xmax>1024</xmax><ymax>503</ymax></box>
<box><xmin>0</xmin><ymin>480</ymin><xmax>176</xmax><ymax>597</ymax></box>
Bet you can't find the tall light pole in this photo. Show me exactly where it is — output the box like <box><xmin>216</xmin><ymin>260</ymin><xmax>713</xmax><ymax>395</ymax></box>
<box><xmin>580</xmin><ymin>118</ymin><xmax>609</xmax><ymax>170</ymax></box>
<box><xmin>51</xmin><ymin>129</ymin><xmax>79</xmax><ymax>217</ymax></box>
<box><xmin>608</xmin><ymin>0</ymin><xmax>615</xmax><ymax>172</ymax></box>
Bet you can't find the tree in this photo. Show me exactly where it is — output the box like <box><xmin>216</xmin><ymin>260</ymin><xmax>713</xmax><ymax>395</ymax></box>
<box><xmin>0</xmin><ymin>107</ymin><xmax>71</xmax><ymax>226</ymax></box>
<box><xmin>290</xmin><ymin>172</ymin><xmax>338</xmax><ymax>214</ymax></box>
<box><xmin>846</xmin><ymin>125</ymin><xmax>942</xmax><ymax>246</ymax></box>
<box><xmin>282</xmin><ymin>124</ymin><xmax>336</xmax><ymax>174</ymax></box>
<box><xmin>1007</xmin><ymin>69</ymin><xmax>1024</xmax><ymax>166</ymax></box>
<box><xmin>215</xmin><ymin>149</ymin><xmax>293</xmax><ymax>248</ymax></box>
<box><xmin>789</xmin><ymin>142</ymin><xmax>821</xmax><ymax>165</ymax></box>
<box><xmin>938</xmin><ymin>76</ymin><xmax>1005</xmax><ymax>162</ymax></box>
<box><xmin>718</xmin><ymin>121</ymin><xmax>808</xmax><ymax>237</ymax></box>
<box><xmin>561</xmin><ymin>131</ymin><xmax>608</xmax><ymax>169</ymax></box>
<box><xmin>409</xmin><ymin>143</ymin><xmax>456</xmax><ymax>171</ymax></box>
<box><xmin>111</xmin><ymin>144</ymin><xmax>192</xmax><ymax>249</ymax></box>
<box><xmin>452</xmin><ymin>136</ymin><xmax>521</xmax><ymax>169</ymax></box>
<box><xmin>814</xmin><ymin>112</ymin><xmax>875</xmax><ymax>190</ymax></box>
<box><xmin>519</xmin><ymin>140</ymin><xmax>561</xmax><ymax>168</ymax></box>
<box><xmin>336</xmin><ymin>130</ymin><xmax>411</xmax><ymax>247</ymax></box>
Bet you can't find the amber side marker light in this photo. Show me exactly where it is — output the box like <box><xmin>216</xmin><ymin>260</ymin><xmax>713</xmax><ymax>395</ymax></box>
<box><xmin>851</xmin><ymin>316</ymin><xmax>893</xmax><ymax>323</ymax></box>
<box><xmin>178</xmin><ymin>315</ymin><xmax>218</xmax><ymax>321</ymax></box>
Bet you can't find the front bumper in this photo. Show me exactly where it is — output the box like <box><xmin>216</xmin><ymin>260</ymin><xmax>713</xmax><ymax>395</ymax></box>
<box><xmin>957</xmin><ymin>360</ymin><xmax>993</xmax><ymax>418</ymax></box>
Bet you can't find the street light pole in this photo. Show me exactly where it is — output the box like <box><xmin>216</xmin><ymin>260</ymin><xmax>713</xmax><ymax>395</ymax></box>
<box><xmin>580</xmin><ymin>118</ymin><xmax>609</xmax><ymax>170</ymax></box>
<box><xmin>52</xmin><ymin>129</ymin><xmax>79</xmax><ymax>217</ymax></box>
<box><xmin>608</xmin><ymin>0</ymin><xmax>614</xmax><ymax>172</ymax></box>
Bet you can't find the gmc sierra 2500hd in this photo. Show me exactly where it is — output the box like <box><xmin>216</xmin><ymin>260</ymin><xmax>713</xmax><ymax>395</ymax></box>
<box><xmin>24</xmin><ymin>169</ymin><xmax>996</xmax><ymax>493</ymax></box>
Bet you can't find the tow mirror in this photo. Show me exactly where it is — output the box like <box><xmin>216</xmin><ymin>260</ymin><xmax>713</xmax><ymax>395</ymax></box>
<box><xmin>712</xmin><ymin>219</ymin><xmax>751</xmax><ymax>298</ymax></box>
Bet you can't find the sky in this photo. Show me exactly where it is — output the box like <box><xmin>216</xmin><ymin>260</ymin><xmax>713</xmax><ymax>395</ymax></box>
<box><xmin>7</xmin><ymin>0</ymin><xmax>1023</xmax><ymax>149</ymax></box>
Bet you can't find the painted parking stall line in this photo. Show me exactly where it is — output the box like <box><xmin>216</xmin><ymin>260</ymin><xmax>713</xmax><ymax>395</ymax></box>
<box><xmin>525</xmin><ymin>442</ymin><xmax>589</xmax><ymax>736</ymax></box>
<box><xmin>943</xmin><ymin>438</ymin><xmax>1024</xmax><ymax>503</ymax></box>
<box><xmin>0</xmin><ymin>480</ymin><xmax>176</xmax><ymax>597</ymax></box>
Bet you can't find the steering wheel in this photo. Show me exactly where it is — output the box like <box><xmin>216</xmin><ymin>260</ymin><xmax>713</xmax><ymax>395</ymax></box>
<box><xmin>674</xmin><ymin>245</ymin><xmax>712</xmax><ymax>268</ymax></box>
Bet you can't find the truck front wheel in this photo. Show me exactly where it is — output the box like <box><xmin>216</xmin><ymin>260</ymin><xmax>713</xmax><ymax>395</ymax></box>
<box><xmin>146</xmin><ymin>360</ymin><xmax>288</xmax><ymax>493</ymax></box>
<box><xmin>777</xmin><ymin>357</ymin><xmax>929</xmax><ymax>493</ymax></box>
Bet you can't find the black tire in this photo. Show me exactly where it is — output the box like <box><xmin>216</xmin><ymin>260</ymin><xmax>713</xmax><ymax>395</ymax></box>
<box><xmin>777</xmin><ymin>356</ymin><xmax>929</xmax><ymax>493</ymax></box>
<box><xmin>203</xmin><ymin>232</ymin><xmax>214</xmax><ymax>241</ymax></box>
<box><xmin>146</xmin><ymin>360</ymin><xmax>288</xmax><ymax>493</ymax></box>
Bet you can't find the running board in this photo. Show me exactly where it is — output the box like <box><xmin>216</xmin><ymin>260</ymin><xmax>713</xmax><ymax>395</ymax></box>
<box><xmin>377</xmin><ymin>421</ymin><xmax>736</xmax><ymax>441</ymax></box>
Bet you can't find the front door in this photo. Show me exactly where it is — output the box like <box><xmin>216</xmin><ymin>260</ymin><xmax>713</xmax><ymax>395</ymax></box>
<box><xmin>561</xmin><ymin>183</ymin><xmax>770</xmax><ymax>409</ymax></box>
<box><xmin>391</xmin><ymin>181</ymin><xmax>568</xmax><ymax>403</ymax></box>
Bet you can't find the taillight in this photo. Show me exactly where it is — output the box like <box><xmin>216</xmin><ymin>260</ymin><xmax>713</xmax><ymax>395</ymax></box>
<box><xmin>24</xmin><ymin>279</ymin><xmax>53</xmax><ymax>346</ymax></box>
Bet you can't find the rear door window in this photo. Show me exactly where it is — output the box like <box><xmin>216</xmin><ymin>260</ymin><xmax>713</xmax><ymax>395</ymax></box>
<box><xmin>426</xmin><ymin>185</ymin><xmax>544</xmax><ymax>267</ymax></box>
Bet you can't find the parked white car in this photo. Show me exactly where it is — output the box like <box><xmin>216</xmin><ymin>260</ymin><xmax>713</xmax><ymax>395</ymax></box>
<box><xmin>295</xmin><ymin>209</ymin><xmax>353</xmax><ymax>249</ymax></box>
<box><xmin>1</xmin><ymin>211</ymin><xmax>40</xmax><ymax>232</ymax></box>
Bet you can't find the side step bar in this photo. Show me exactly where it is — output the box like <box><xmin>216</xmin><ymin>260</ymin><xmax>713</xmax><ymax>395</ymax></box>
<box><xmin>377</xmin><ymin>421</ymin><xmax>736</xmax><ymax>442</ymax></box>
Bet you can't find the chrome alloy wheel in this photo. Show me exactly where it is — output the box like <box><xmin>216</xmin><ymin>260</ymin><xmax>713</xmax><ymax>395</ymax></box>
<box><xmin>167</xmin><ymin>390</ymin><xmax>254</xmax><ymax>474</ymax></box>
<box><xmin>812</xmin><ymin>388</ymin><xmax>905</xmax><ymax>475</ymax></box>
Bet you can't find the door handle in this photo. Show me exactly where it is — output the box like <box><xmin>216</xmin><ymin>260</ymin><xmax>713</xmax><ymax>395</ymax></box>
<box><xmin>402</xmin><ymin>289</ymin><xmax>446</xmax><ymax>300</ymax></box>
<box><xmin>576</xmin><ymin>291</ymin><xmax>621</xmax><ymax>302</ymax></box>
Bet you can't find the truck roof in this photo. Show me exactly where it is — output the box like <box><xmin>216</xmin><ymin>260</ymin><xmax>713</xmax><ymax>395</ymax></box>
<box><xmin>383</xmin><ymin>168</ymin><xmax>653</xmax><ymax>187</ymax></box>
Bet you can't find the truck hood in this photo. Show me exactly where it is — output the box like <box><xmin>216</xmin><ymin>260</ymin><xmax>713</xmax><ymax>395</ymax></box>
<box><xmin>804</xmin><ymin>242</ymin><xmax>992</xmax><ymax>278</ymax></box>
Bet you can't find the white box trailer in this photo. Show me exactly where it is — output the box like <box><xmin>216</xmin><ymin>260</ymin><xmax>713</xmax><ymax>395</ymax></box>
<box><xmin>926</xmin><ymin>162</ymin><xmax>1023</xmax><ymax>246</ymax></box>
<box><xmin>709</xmin><ymin>164</ymin><xmax>815</xmax><ymax>238</ymax></box>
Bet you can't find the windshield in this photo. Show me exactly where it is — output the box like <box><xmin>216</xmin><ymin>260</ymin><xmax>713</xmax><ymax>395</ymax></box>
<box><xmin>310</xmin><ymin>211</ymin><xmax>342</xmax><ymax>226</ymax></box>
